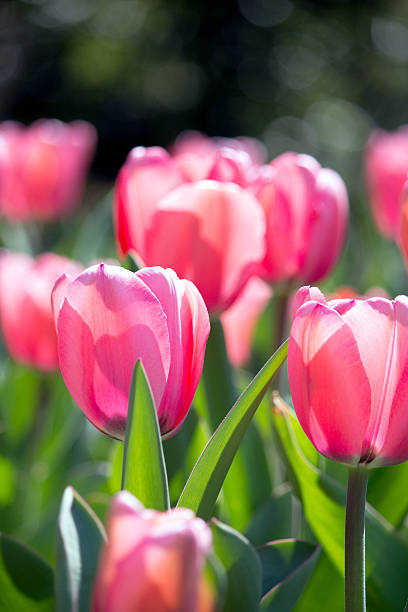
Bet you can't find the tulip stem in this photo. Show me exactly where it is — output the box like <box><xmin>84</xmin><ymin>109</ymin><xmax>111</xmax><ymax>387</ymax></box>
<box><xmin>345</xmin><ymin>465</ymin><xmax>369</xmax><ymax>612</ymax></box>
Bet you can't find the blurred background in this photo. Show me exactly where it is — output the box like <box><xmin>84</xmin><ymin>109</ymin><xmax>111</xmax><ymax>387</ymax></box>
<box><xmin>2</xmin><ymin>0</ymin><xmax>408</xmax><ymax>293</ymax></box>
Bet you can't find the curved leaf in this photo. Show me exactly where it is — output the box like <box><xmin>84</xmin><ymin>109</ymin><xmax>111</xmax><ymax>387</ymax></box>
<box><xmin>258</xmin><ymin>539</ymin><xmax>320</xmax><ymax>611</ymax></box>
<box><xmin>55</xmin><ymin>486</ymin><xmax>106</xmax><ymax>612</ymax></box>
<box><xmin>177</xmin><ymin>339</ymin><xmax>288</xmax><ymax>520</ymax></box>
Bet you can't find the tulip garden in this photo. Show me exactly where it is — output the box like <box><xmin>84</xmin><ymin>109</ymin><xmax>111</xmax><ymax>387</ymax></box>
<box><xmin>3</xmin><ymin>5</ymin><xmax>408</xmax><ymax>612</ymax></box>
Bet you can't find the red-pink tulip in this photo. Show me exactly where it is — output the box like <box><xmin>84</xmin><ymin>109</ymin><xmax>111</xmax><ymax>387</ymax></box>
<box><xmin>92</xmin><ymin>491</ymin><xmax>213</xmax><ymax>612</ymax></box>
<box><xmin>365</xmin><ymin>126</ymin><xmax>408</xmax><ymax>238</ymax></box>
<box><xmin>52</xmin><ymin>264</ymin><xmax>210</xmax><ymax>440</ymax></box>
<box><xmin>288</xmin><ymin>285</ymin><xmax>408</xmax><ymax>467</ymax></box>
<box><xmin>0</xmin><ymin>251</ymin><xmax>83</xmax><ymax>371</ymax></box>
<box><xmin>221</xmin><ymin>277</ymin><xmax>272</xmax><ymax>367</ymax></box>
<box><xmin>251</xmin><ymin>152</ymin><xmax>348</xmax><ymax>284</ymax></box>
<box><xmin>0</xmin><ymin>119</ymin><xmax>96</xmax><ymax>221</ymax></box>
<box><xmin>399</xmin><ymin>181</ymin><xmax>408</xmax><ymax>268</ymax></box>
<box><xmin>115</xmin><ymin>151</ymin><xmax>266</xmax><ymax>313</ymax></box>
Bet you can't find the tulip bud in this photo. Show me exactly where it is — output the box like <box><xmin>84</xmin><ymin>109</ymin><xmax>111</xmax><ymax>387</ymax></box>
<box><xmin>0</xmin><ymin>119</ymin><xmax>96</xmax><ymax>221</ymax></box>
<box><xmin>251</xmin><ymin>152</ymin><xmax>348</xmax><ymax>285</ymax></box>
<box><xmin>288</xmin><ymin>286</ymin><xmax>408</xmax><ymax>467</ymax></box>
<box><xmin>92</xmin><ymin>491</ymin><xmax>213</xmax><ymax>612</ymax></box>
<box><xmin>0</xmin><ymin>251</ymin><xmax>83</xmax><ymax>371</ymax></box>
<box><xmin>52</xmin><ymin>264</ymin><xmax>210</xmax><ymax>440</ymax></box>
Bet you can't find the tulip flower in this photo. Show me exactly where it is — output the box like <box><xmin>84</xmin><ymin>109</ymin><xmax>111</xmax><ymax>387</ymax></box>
<box><xmin>0</xmin><ymin>251</ymin><xmax>83</xmax><ymax>371</ymax></box>
<box><xmin>115</xmin><ymin>153</ymin><xmax>266</xmax><ymax>312</ymax></box>
<box><xmin>221</xmin><ymin>277</ymin><xmax>272</xmax><ymax>367</ymax></box>
<box><xmin>52</xmin><ymin>263</ymin><xmax>210</xmax><ymax>440</ymax></box>
<box><xmin>399</xmin><ymin>180</ymin><xmax>408</xmax><ymax>268</ymax></box>
<box><xmin>251</xmin><ymin>152</ymin><xmax>348</xmax><ymax>285</ymax></box>
<box><xmin>288</xmin><ymin>285</ymin><xmax>408</xmax><ymax>468</ymax></box>
<box><xmin>92</xmin><ymin>491</ymin><xmax>213</xmax><ymax>612</ymax></box>
<box><xmin>365</xmin><ymin>126</ymin><xmax>408</xmax><ymax>239</ymax></box>
<box><xmin>0</xmin><ymin>119</ymin><xmax>96</xmax><ymax>221</ymax></box>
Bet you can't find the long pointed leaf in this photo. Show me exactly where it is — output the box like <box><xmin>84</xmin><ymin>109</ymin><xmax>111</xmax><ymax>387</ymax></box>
<box><xmin>121</xmin><ymin>361</ymin><xmax>169</xmax><ymax>510</ymax></box>
<box><xmin>55</xmin><ymin>486</ymin><xmax>106</xmax><ymax>612</ymax></box>
<box><xmin>177</xmin><ymin>339</ymin><xmax>288</xmax><ymax>520</ymax></box>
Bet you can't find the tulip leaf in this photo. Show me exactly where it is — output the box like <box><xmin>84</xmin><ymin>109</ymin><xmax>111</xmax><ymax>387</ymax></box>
<box><xmin>272</xmin><ymin>400</ymin><xmax>408</xmax><ymax>611</ymax></box>
<box><xmin>366</xmin><ymin>462</ymin><xmax>408</xmax><ymax>527</ymax></box>
<box><xmin>293</xmin><ymin>552</ymin><xmax>344</xmax><ymax>612</ymax></box>
<box><xmin>0</xmin><ymin>532</ymin><xmax>54</xmax><ymax>611</ymax></box>
<box><xmin>122</xmin><ymin>360</ymin><xmax>170</xmax><ymax>511</ymax></box>
<box><xmin>201</xmin><ymin>320</ymin><xmax>273</xmax><ymax>531</ymax></box>
<box><xmin>55</xmin><ymin>486</ymin><xmax>106</xmax><ymax>612</ymax></box>
<box><xmin>245</xmin><ymin>487</ymin><xmax>293</xmax><ymax>547</ymax></box>
<box><xmin>211</xmin><ymin>519</ymin><xmax>262</xmax><ymax>612</ymax></box>
<box><xmin>177</xmin><ymin>339</ymin><xmax>288</xmax><ymax>520</ymax></box>
<box><xmin>258</xmin><ymin>539</ymin><xmax>320</xmax><ymax>611</ymax></box>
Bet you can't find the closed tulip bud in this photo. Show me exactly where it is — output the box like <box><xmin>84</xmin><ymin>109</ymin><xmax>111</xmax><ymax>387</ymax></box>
<box><xmin>365</xmin><ymin>126</ymin><xmax>408</xmax><ymax>238</ymax></box>
<box><xmin>0</xmin><ymin>119</ymin><xmax>96</xmax><ymax>221</ymax></box>
<box><xmin>52</xmin><ymin>264</ymin><xmax>210</xmax><ymax>440</ymax></box>
<box><xmin>115</xmin><ymin>151</ymin><xmax>266</xmax><ymax>313</ymax></box>
<box><xmin>288</xmin><ymin>286</ymin><xmax>408</xmax><ymax>467</ymax></box>
<box><xmin>92</xmin><ymin>491</ymin><xmax>213</xmax><ymax>612</ymax></box>
<box><xmin>251</xmin><ymin>152</ymin><xmax>348</xmax><ymax>285</ymax></box>
<box><xmin>0</xmin><ymin>251</ymin><xmax>83</xmax><ymax>371</ymax></box>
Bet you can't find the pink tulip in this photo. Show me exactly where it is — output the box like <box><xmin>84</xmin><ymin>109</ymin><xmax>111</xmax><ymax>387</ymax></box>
<box><xmin>221</xmin><ymin>277</ymin><xmax>272</xmax><ymax>367</ymax></box>
<box><xmin>171</xmin><ymin>130</ymin><xmax>266</xmax><ymax>181</ymax></box>
<box><xmin>0</xmin><ymin>119</ymin><xmax>96</xmax><ymax>221</ymax></box>
<box><xmin>52</xmin><ymin>263</ymin><xmax>210</xmax><ymax>440</ymax></box>
<box><xmin>288</xmin><ymin>285</ymin><xmax>408</xmax><ymax>467</ymax></box>
<box><xmin>92</xmin><ymin>491</ymin><xmax>213</xmax><ymax>612</ymax></box>
<box><xmin>251</xmin><ymin>152</ymin><xmax>348</xmax><ymax>284</ymax></box>
<box><xmin>115</xmin><ymin>152</ymin><xmax>266</xmax><ymax>313</ymax></box>
<box><xmin>365</xmin><ymin>126</ymin><xmax>408</xmax><ymax>238</ymax></box>
<box><xmin>0</xmin><ymin>251</ymin><xmax>83</xmax><ymax>371</ymax></box>
<box><xmin>399</xmin><ymin>180</ymin><xmax>408</xmax><ymax>268</ymax></box>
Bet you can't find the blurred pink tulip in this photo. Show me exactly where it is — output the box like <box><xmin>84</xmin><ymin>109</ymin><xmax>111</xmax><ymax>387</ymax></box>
<box><xmin>52</xmin><ymin>263</ymin><xmax>210</xmax><ymax>440</ymax></box>
<box><xmin>399</xmin><ymin>181</ymin><xmax>408</xmax><ymax>268</ymax></box>
<box><xmin>0</xmin><ymin>119</ymin><xmax>96</xmax><ymax>221</ymax></box>
<box><xmin>365</xmin><ymin>126</ymin><xmax>408</xmax><ymax>238</ymax></box>
<box><xmin>92</xmin><ymin>491</ymin><xmax>213</xmax><ymax>612</ymax></box>
<box><xmin>251</xmin><ymin>152</ymin><xmax>348</xmax><ymax>284</ymax></box>
<box><xmin>115</xmin><ymin>152</ymin><xmax>266</xmax><ymax>313</ymax></box>
<box><xmin>0</xmin><ymin>251</ymin><xmax>83</xmax><ymax>371</ymax></box>
<box><xmin>221</xmin><ymin>277</ymin><xmax>272</xmax><ymax>367</ymax></box>
<box><xmin>288</xmin><ymin>285</ymin><xmax>408</xmax><ymax>467</ymax></box>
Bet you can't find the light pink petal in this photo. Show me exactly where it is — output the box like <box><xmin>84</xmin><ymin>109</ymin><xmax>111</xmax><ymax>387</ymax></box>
<box><xmin>298</xmin><ymin>168</ymin><xmax>349</xmax><ymax>283</ymax></box>
<box><xmin>136</xmin><ymin>267</ymin><xmax>210</xmax><ymax>436</ymax></box>
<box><xmin>221</xmin><ymin>277</ymin><xmax>272</xmax><ymax>367</ymax></box>
<box><xmin>288</xmin><ymin>302</ymin><xmax>371</xmax><ymax>463</ymax></box>
<box><xmin>56</xmin><ymin>263</ymin><xmax>171</xmax><ymax>440</ymax></box>
<box><xmin>144</xmin><ymin>181</ymin><xmax>266</xmax><ymax>313</ymax></box>
<box><xmin>291</xmin><ymin>285</ymin><xmax>326</xmax><ymax>319</ymax></box>
<box><xmin>207</xmin><ymin>148</ymin><xmax>251</xmax><ymax>186</ymax></box>
<box><xmin>114</xmin><ymin>147</ymin><xmax>186</xmax><ymax>257</ymax></box>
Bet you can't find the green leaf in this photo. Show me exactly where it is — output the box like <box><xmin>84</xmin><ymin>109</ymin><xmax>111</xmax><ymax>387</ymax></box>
<box><xmin>211</xmin><ymin>519</ymin><xmax>262</xmax><ymax>612</ymax></box>
<box><xmin>245</xmin><ymin>487</ymin><xmax>293</xmax><ymax>547</ymax></box>
<box><xmin>258</xmin><ymin>539</ymin><xmax>320</xmax><ymax>611</ymax></box>
<box><xmin>0</xmin><ymin>533</ymin><xmax>54</xmax><ymax>611</ymax></box>
<box><xmin>293</xmin><ymin>552</ymin><xmax>344</xmax><ymax>612</ymax></box>
<box><xmin>55</xmin><ymin>486</ymin><xmax>106</xmax><ymax>612</ymax></box>
<box><xmin>177</xmin><ymin>339</ymin><xmax>288</xmax><ymax>520</ymax></box>
<box><xmin>272</xmin><ymin>401</ymin><xmax>408</xmax><ymax>611</ymax></box>
<box><xmin>121</xmin><ymin>361</ymin><xmax>170</xmax><ymax>511</ymax></box>
<box><xmin>367</xmin><ymin>462</ymin><xmax>408</xmax><ymax>527</ymax></box>
<box><xmin>0</xmin><ymin>455</ymin><xmax>15</xmax><ymax>506</ymax></box>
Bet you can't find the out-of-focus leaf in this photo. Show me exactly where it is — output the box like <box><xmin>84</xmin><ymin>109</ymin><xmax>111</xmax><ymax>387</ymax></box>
<box><xmin>122</xmin><ymin>361</ymin><xmax>169</xmax><ymax>511</ymax></box>
<box><xmin>367</xmin><ymin>462</ymin><xmax>408</xmax><ymax>527</ymax></box>
<box><xmin>258</xmin><ymin>539</ymin><xmax>320</xmax><ymax>611</ymax></box>
<box><xmin>107</xmin><ymin>442</ymin><xmax>123</xmax><ymax>495</ymax></box>
<box><xmin>55</xmin><ymin>486</ymin><xmax>106</xmax><ymax>612</ymax></box>
<box><xmin>272</xmin><ymin>398</ymin><xmax>408</xmax><ymax>611</ymax></box>
<box><xmin>0</xmin><ymin>532</ymin><xmax>53</xmax><ymax>611</ymax></box>
<box><xmin>293</xmin><ymin>552</ymin><xmax>344</xmax><ymax>612</ymax></box>
<box><xmin>177</xmin><ymin>339</ymin><xmax>288</xmax><ymax>520</ymax></box>
<box><xmin>211</xmin><ymin>519</ymin><xmax>262</xmax><ymax>612</ymax></box>
<box><xmin>246</xmin><ymin>487</ymin><xmax>293</xmax><ymax>547</ymax></box>
<box><xmin>0</xmin><ymin>363</ymin><xmax>40</xmax><ymax>448</ymax></box>
<box><xmin>0</xmin><ymin>456</ymin><xmax>14</xmax><ymax>506</ymax></box>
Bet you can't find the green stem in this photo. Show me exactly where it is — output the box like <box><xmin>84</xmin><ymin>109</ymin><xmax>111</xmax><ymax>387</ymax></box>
<box><xmin>203</xmin><ymin>317</ymin><xmax>238</xmax><ymax>431</ymax></box>
<box><xmin>345</xmin><ymin>465</ymin><xmax>369</xmax><ymax>612</ymax></box>
<box><xmin>272</xmin><ymin>289</ymin><xmax>289</xmax><ymax>354</ymax></box>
